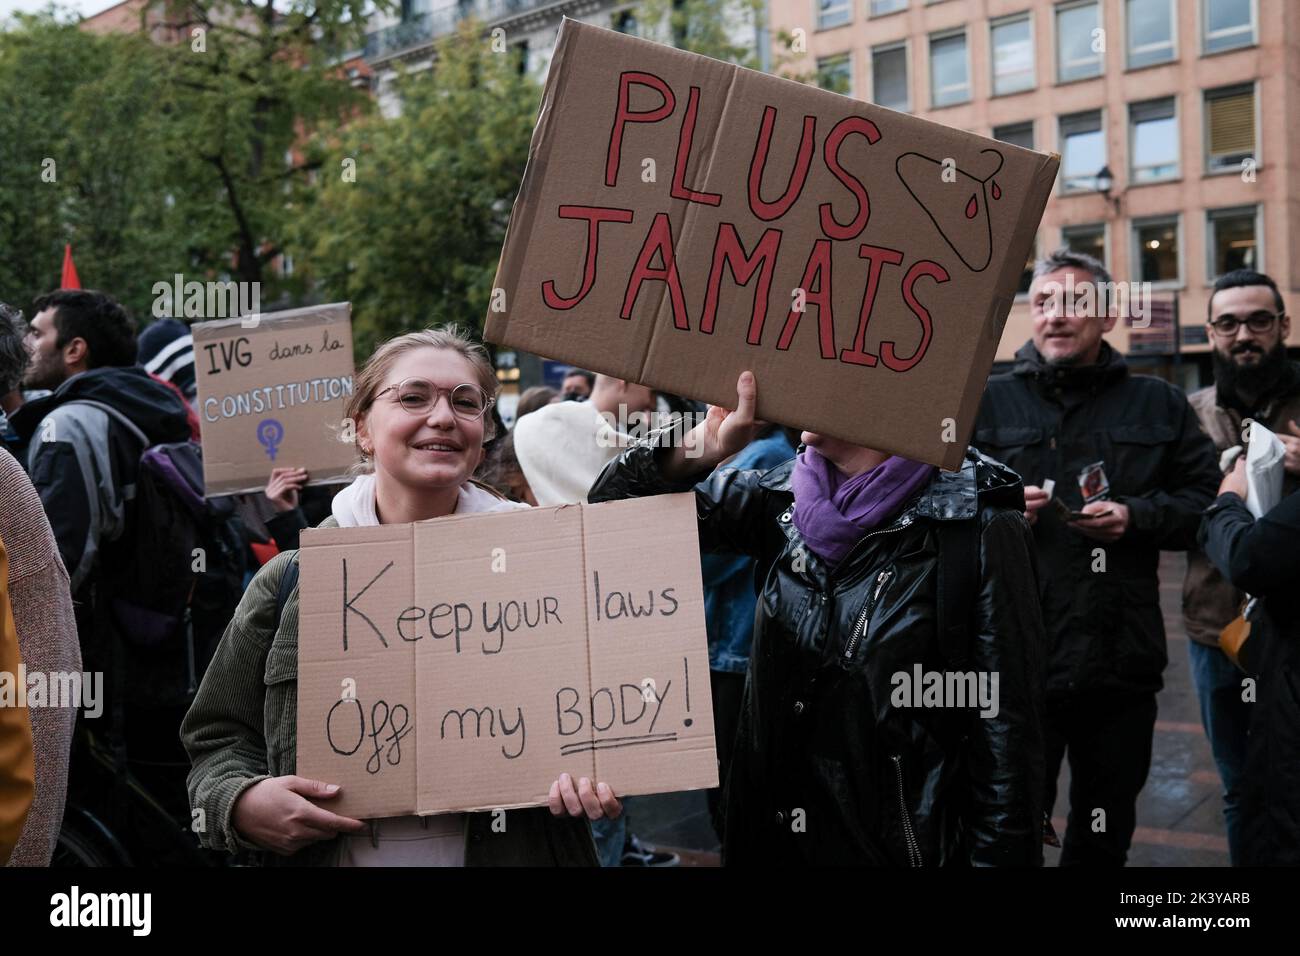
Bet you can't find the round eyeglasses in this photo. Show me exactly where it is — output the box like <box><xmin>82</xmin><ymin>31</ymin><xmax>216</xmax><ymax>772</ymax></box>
<box><xmin>376</xmin><ymin>378</ymin><xmax>494</xmax><ymax>421</ymax></box>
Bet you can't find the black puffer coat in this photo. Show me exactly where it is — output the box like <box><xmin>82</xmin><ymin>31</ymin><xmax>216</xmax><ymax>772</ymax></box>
<box><xmin>589</xmin><ymin>445</ymin><xmax>1046</xmax><ymax>866</ymax></box>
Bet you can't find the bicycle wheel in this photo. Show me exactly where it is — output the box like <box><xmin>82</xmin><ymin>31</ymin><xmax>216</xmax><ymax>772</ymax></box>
<box><xmin>50</xmin><ymin>817</ymin><xmax>121</xmax><ymax>867</ymax></box>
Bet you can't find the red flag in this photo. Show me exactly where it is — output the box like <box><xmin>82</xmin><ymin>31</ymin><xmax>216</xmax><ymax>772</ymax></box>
<box><xmin>61</xmin><ymin>244</ymin><xmax>80</xmax><ymax>290</ymax></box>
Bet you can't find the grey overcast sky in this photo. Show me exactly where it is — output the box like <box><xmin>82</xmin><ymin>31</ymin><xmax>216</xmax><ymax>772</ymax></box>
<box><xmin>1</xmin><ymin>0</ymin><xmax>127</xmax><ymax>19</ymax></box>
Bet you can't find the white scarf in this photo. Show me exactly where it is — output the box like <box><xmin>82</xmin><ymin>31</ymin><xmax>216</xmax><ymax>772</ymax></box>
<box><xmin>331</xmin><ymin>473</ymin><xmax>527</xmax><ymax>528</ymax></box>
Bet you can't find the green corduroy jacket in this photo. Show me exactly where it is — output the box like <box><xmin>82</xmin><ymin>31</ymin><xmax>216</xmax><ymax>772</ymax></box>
<box><xmin>181</xmin><ymin>526</ymin><xmax>599</xmax><ymax>867</ymax></box>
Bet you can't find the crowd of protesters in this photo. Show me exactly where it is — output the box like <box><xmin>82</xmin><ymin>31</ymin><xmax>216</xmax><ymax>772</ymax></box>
<box><xmin>0</xmin><ymin>252</ymin><xmax>1297</xmax><ymax>867</ymax></box>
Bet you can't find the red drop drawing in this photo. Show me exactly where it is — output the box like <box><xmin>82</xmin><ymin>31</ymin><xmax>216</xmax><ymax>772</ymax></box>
<box><xmin>991</xmin><ymin>179</ymin><xmax>1002</xmax><ymax>200</ymax></box>
<box><xmin>965</xmin><ymin>194</ymin><xmax>978</xmax><ymax>219</ymax></box>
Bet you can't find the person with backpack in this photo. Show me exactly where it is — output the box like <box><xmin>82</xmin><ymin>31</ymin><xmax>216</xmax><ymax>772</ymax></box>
<box><xmin>8</xmin><ymin>290</ymin><xmax>216</xmax><ymax>856</ymax></box>
<box><xmin>588</xmin><ymin>371</ymin><xmax>1047</xmax><ymax>866</ymax></box>
<box><xmin>10</xmin><ymin>290</ymin><xmax>193</xmax><ymax>597</ymax></box>
<box><xmin>183</xmin><ymin>326</ymin><xmax>608</xmax><ymax>866</ymax></box>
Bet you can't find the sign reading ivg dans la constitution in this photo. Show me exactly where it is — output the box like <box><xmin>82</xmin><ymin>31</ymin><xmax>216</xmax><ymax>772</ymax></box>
<box><xmin>192</xmin><ymin>302</ymin><xmax>357</xmax><ymax>497</ymax></box>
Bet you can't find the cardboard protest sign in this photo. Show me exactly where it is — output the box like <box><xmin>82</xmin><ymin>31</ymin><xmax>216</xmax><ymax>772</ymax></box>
<box><xmin>296</xmin><ymin>493</ymin><xmax>716</xmax><ymax>818</ymax></box>
<box><xmin>486</xmin><ymin>20</ymin><xmax>1059</xmax><ymax>470</ymax></box>
<box><xmin>193</xmin><ymin>303</ymin><xmax>356</xmax><ymax>496</ymax></box>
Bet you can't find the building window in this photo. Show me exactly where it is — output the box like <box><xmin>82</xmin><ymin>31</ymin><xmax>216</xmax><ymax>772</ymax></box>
<box><xmin>1205</xmin><ymin>84</ymin><xmax>1256</xmax><ymax>173</ymax></box>
<box><xmin>1207</xmin><ymin>206</ymin><xmax>1260</xmax><ymax>277</ymax></box>
<box><xmin>817</xmin><ymin>0</ymin><xmax>852</xmax><ymax>30</ymax></box>
<box><xmin>993</xmin><ymin>121</ymin><xmax>1034</xmax><ymax>150</ymax></box>
<box><xmin>1062</xmin><ymin>222</ymin><xmax>1107</xmax><ymax>269</ymax></box>
<box><xmin>1203</xmin><ymin>0</ymin><xmax>1255</xmax><ymax>54</ymax></box>
<box><xmin>871</xmin><ymin>0</ymin><xmax>907</xmax><ymax>15</ymax></box>
<box><xmin>1133</xmin><ymin>216</ymin><xmax>1180</xmax><ymax>284</ymax></box>
<box><xmin>613</xmin><ymin>10</ymin><xmax>638</xmax><ymax>35</ymax></box>
<box><xmin>1126</xmin><ymin>0</ymin><xmax>1175</xmax><ymax>68</ymax></box>
<box><xmin>1057</xmin><ymin>1</ymin><xmax>1103</xmax><ymax>83</ymax></box>
<box><xmin>930</xmin><ymin>30</ymin><xmax>969</xmax><ymax>108</ymax></box>
<box><xmin>1059</xmin><ymin>110</ymin><xmax>1105</xmax><ymax>192</ymax></box>
<box><xmin>872</xmin><ymin>42</ymin><xmax>909</xmax><ymax>111</ymax></box>
<box><xmin>1129</xmin><ymin>97</ymin><xmax>1178</xmax><ymax>183</ymax></box>
<box><xmin>991</xmin><ymin>13</ymin><xmax>1034</xmax><ymax>96</ymax></box>
<box><xmin>817</xmin><ymin>53</ymin><xmax>853</xmax><ymax>96</ymax></box>
<box><xmin>401</xmin><ymin>0</ymin><xmax>432</xmax><ymax>21</ymax></box>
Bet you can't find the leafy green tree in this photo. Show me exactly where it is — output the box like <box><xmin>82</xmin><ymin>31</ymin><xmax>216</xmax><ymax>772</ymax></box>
<box><xmin>295</xmin><ymin>21</ymin><xmax>539</xmax><ymax>354</ymax></box>
<box><xmin>148</xmin><ymin>0</ymin><xmax>382</xmax><ymax>295</ymax></box>
<box><xmin>632</xmin><ymin>0</ymin><xmax>767</xmax><ymax>70</ymax></box>
<box><xmin>0</xmin><ymin>2</ymin><xmax>383</xmax><ymax>319</ymax></box>
<box><xmin>0</xmin><ymin>15</ymin><xmax>186</xmax><ymax>317</ymax></box>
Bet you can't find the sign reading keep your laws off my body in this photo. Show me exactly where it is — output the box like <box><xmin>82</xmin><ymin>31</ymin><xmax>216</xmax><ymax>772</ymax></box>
<box><xmin>295</xmin><ymin>495</ymin><xmax>717</xmax><ymax>819</ymax></box>
<box><xmin>487</xmin><ymin>20</ymin><xmax>1059</xmax><ymax>470</ymax></box>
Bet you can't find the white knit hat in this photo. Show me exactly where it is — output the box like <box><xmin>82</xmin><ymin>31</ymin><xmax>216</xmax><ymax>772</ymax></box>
<box><xmin>512</xmin><ymin>400</ymin><xmax>626</xmax><ymax>506</ymax></box>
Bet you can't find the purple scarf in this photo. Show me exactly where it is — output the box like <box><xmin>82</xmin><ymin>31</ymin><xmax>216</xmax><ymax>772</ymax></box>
<box><xmin>791</xmin><ymin>446</ymin><xmax>936</xmax><ymax>565</ymax></box>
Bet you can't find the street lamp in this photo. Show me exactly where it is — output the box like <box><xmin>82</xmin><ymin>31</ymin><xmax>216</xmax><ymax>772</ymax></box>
<box><xmin>1095</xmin><ymin>164</ymin><xmax>1121</xmax><ymax>213</ymax></box>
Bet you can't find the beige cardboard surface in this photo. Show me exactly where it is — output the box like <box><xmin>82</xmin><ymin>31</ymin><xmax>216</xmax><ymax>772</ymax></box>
<box><xmin>193</xmin><ymin>303</ymin><xmax>357</xmax><ymax>496</ymax></box>
<box><xmin>296</xmin><ymin>493</ymin><xmax>716</xmax><ymax>819</ymax></box>
<box><xmin>486</xmin><ymin>20</ymin><xmax>1059</xmax><ymax>471</ymax></box>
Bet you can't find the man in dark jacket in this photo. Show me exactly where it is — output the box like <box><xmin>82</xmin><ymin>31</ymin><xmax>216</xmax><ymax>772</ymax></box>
<box><xmin>591</xmin><ymin>372</ymin><xmax>1046</xmax><ymax>866</ymax></box>
<box><xmin>8</xmin><ymin>291</ymin><xmax>195</xmax><ymax>845</ymax></box>
<box><xmin>1182</xmin><ymin>268</ymin><xmax>1300</xmax><ymax>864</ymax></box>
<box><xmin>1200</xmin><ymin>462</ymin><xmax>1300</xmax><ymax>865</ymax></box>
<box><xmin>973</xmin><ymin>249</ymin><xmax>1220</xmax><ymax>866</ymax></box>
<box><xmin>10</xmin><ymin>290</ymin><xmax>192</xmax><ymax>602</ymax></box>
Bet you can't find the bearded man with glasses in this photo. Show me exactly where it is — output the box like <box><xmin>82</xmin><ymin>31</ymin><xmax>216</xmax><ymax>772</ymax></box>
<box><xmin>1183</xmin><ymin>268</ymin><xmax>1300</xmax><ymax>865</ymax></box>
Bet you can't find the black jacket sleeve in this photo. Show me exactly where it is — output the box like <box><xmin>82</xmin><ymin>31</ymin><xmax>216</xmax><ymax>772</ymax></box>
<box><xmin>265</xmin><ymin>508</ymin><xmax>309</xmax><ymax>553</ymax></box>
<box><xmin>27</xmin><ymin>438</ymin><xmax>96</xmax><ymax>592</ymax></box>
<box><xmin>588</xmin><ymin>437</ymin><xmax>788</xmax><ymax>561</ymax></box>
<box><xmin>1199</xmin><ymin>490</ymin><xmax>1300</xmax><ymax>597</ymax></box>
<box><xmin>1120</xmin><ymin>397</ymin><xmax>1221</xmax><ymax>550</ymax></box>
<box><xmin>965</xmin><ymin>508</ymin><xmax>1046</xmax><ymax>866</ymax></box>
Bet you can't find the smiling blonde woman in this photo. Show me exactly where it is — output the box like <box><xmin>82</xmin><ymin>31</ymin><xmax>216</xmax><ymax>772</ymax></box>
<box><xmin>182</xmin><ymin>326</ymin><xmax>611</xmax><ymax>866</ymax></box>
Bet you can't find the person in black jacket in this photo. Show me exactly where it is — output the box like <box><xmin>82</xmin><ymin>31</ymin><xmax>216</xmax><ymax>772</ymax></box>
<box><xmin>973</xmin><ymin>249</ymin><xmax>1220</xmax><ymax>865</ymax></box>
<box><xmin>10</xmin><ymin>291</ymin><xmax>193</xmax><ymax>600</ymax></box>
<box><xmin>589</xmin><ymin>371</ymin><xmax>1047</xmax><ymax>866</ymax></box>
<box><xmin>1200</xmin><ymin>459</ymin><xmax>1300</xmax><ymax>865</ymax></box>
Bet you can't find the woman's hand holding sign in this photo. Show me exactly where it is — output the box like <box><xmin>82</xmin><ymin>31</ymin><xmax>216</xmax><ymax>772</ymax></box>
<box><xmin>548</xmin><ymin>773</ymin><xmax>623</xmax><ymax>821</ymax></box>
<box><xmin>235</xmin><ymin>772</ymin><xmax>624</xmax><ymax>850</ymax></box>
<box><xmin>662</xmin><ymin>370</ymin><xmax>761</xmax><ymax>481</ymax></box>
<box><xmin>265</xmin><ymin>466</ymin><xmax>308</xmax><ymax>512</ymax></box>
<box><xmin>232</xmin><ymin>775</ymin><xmax>365</xmax><ymax>855</ymax></box>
